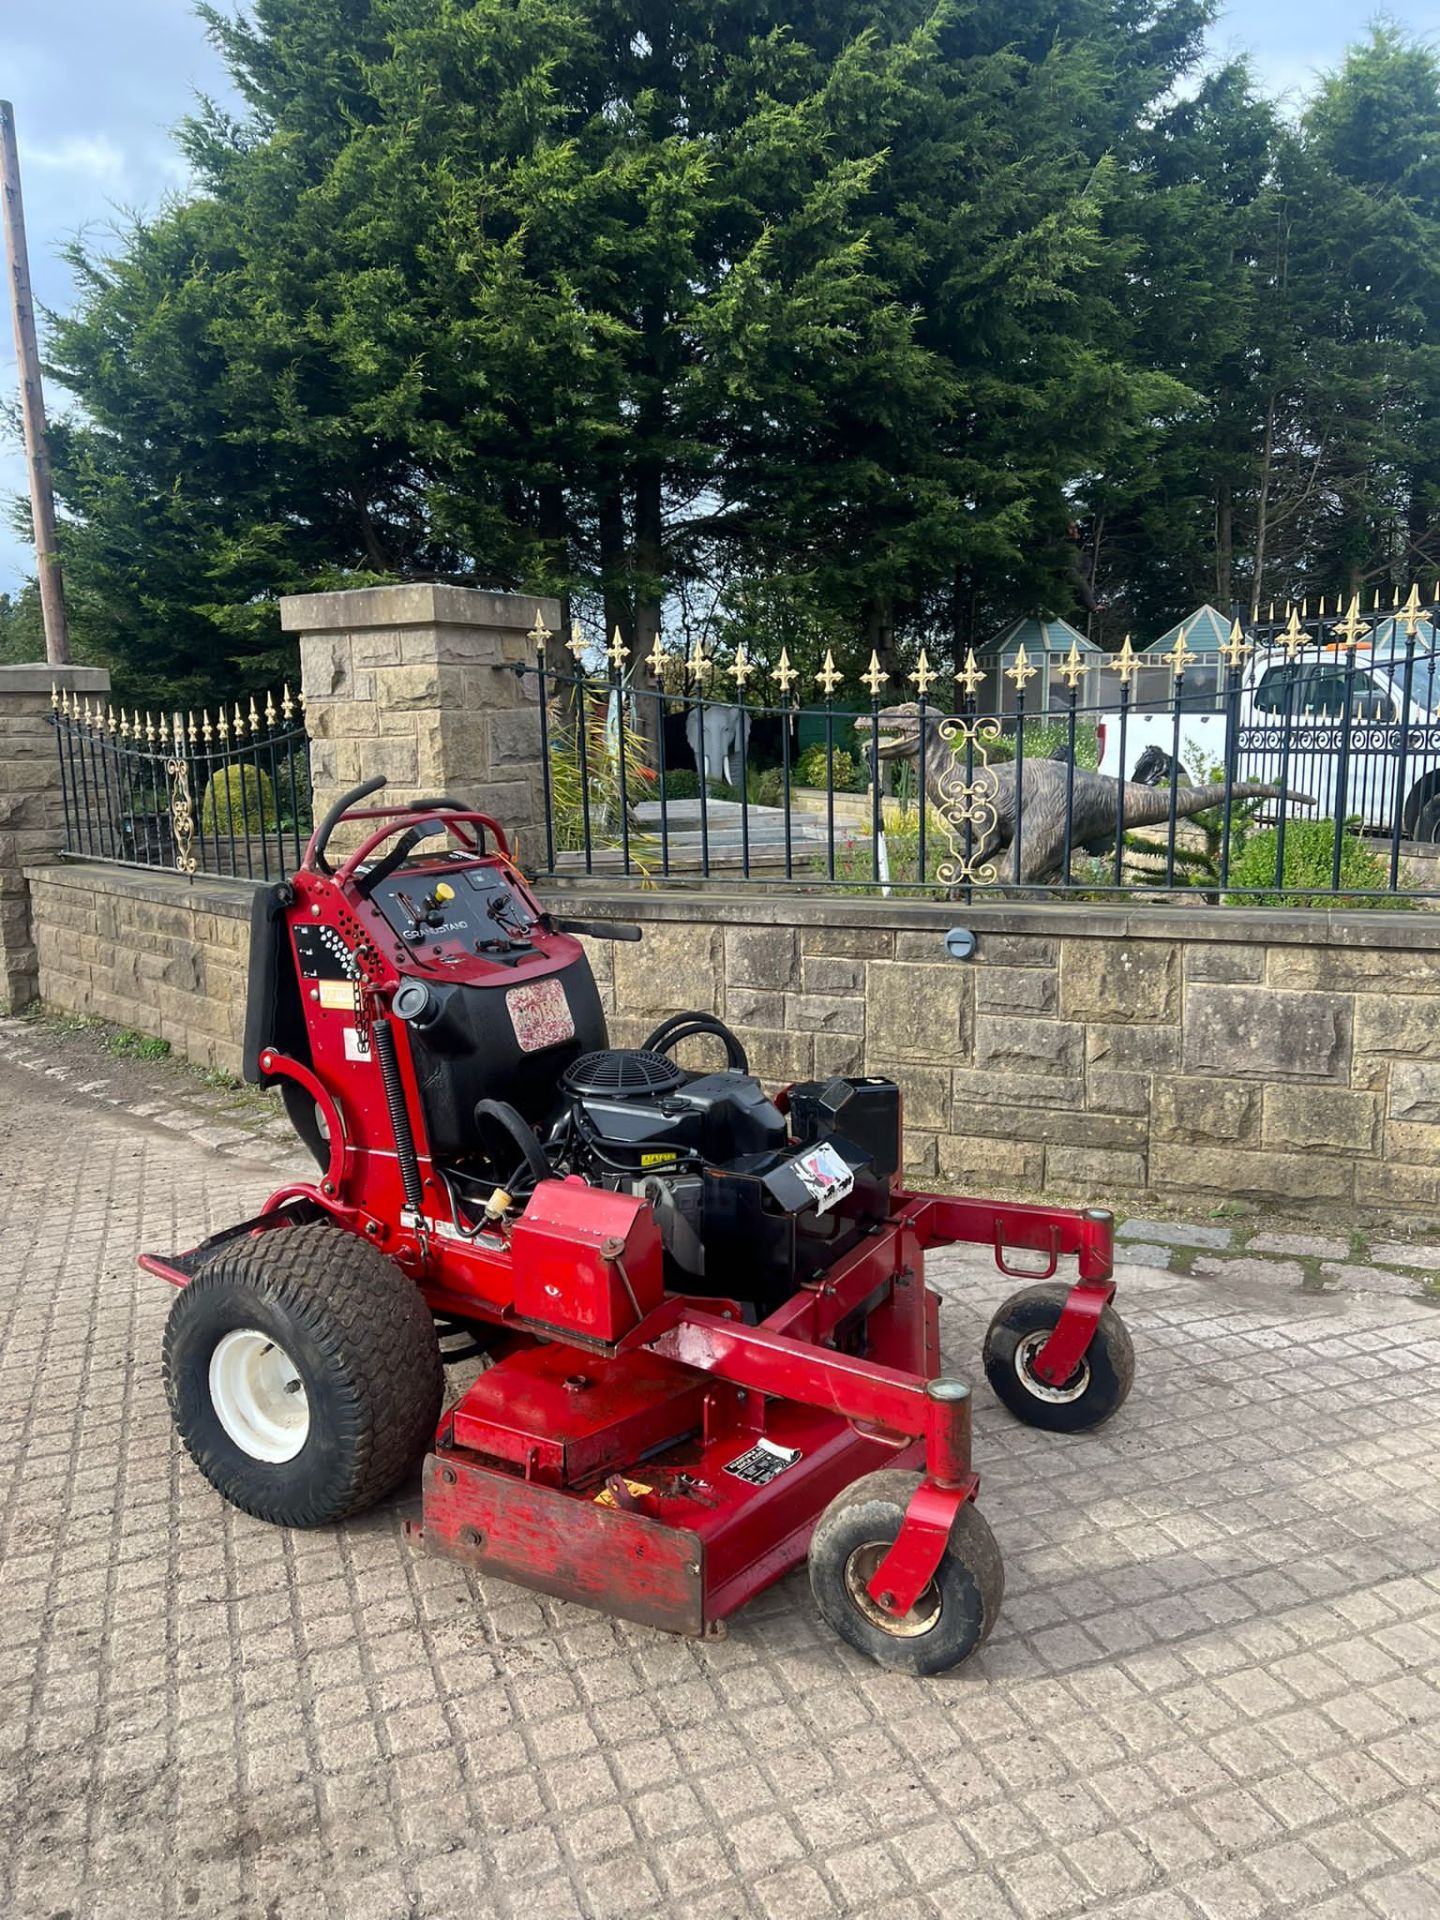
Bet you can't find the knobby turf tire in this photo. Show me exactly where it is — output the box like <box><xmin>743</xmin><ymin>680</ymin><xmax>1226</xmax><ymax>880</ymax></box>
<box><xmin>982</xmin><ymin>1281</ymin><xmax>1134</xmax><ymax>1433</ymax></box>
<box><xmin>808</xmin><ymin>1468</ymin><xmax>1004</xmax><ymax>1676</ymax></box>
<box><xmin>163</xmin><ymin>1220</ymin><xmax>443</xmax><ymax>1527</ymax></box>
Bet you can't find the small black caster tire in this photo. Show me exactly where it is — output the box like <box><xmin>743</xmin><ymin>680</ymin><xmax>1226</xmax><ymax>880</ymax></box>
<box><xmin>808</xmin><ymin>1469</ymin><xmax>1003</xmax><ymax>1675</ymax></box>
<box><xmin>163</xmin><ymin>1220</ymin><xmax>443</xmax><ymax>1527</ymax></box>
<box><xmin>983</xmin><ymin>1281</ymin><xmax>1133</xmax><ymax>1433</ymax></box>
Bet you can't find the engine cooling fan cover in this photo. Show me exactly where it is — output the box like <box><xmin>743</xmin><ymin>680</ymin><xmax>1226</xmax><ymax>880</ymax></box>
<box><xmin>561</xmin><ymin>1048</ymin><xmax>685</xmax><ymax>1100</ymax></box>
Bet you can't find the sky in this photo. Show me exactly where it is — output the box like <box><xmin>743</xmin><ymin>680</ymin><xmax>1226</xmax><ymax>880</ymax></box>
<box><xmin>4</xmin><ymin>1</ymin><xmax>1440</xmax><ymax>600</ymax></box>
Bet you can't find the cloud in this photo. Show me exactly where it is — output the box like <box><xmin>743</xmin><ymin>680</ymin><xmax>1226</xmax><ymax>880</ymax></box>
<box><xmin>22</xmin><ymin>133</ymin><xmax>128</xmax><ymax>183</ymax></box>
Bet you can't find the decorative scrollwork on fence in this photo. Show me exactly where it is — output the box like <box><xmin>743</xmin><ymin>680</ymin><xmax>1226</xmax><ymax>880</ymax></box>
<box><xmin>933</xmin><ymin>715</ymin><xmax>1003</xmax><ymax>888</ymax></box>
<box><xmin>165</xmin><ymin>754</ymin><xmax>199</xmax><ymax>875</ymax></box>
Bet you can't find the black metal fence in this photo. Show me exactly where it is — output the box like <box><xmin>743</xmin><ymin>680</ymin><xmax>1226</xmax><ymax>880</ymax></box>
<box><xmin>52</xmin><ymin>688</ymin><xmax>312</xmax><ymax>882</ymax></box>
<box><xmin>522</xmin><ymin>589</ymin><xmax>1440</xmax><ymax>903</ymax></box>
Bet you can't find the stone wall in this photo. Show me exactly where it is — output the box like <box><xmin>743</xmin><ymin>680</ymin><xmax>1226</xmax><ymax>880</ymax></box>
<box><xmin>0</xmin><ymin>662</ymin><xmax>111</xmax><ymax>1010</ymax></box>
<box><xmin>25</xmin><ymin>864</ymin><xmax>252</xmax><ymax>1074</ymax></box>
<box><xmin>21</xmin><ymin>854</ymin><xmax>1440</xmax><ymax>1224</ymax></box>
<box><xmin>557</xmin><ymin>890</ymin><xmax>1440</xmax><ymax>1225</ymax></box>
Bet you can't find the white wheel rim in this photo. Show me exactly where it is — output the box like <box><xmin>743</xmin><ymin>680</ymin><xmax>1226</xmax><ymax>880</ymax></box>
<box><xmin>208</xmin><ymin>1328</ymin><xmax>311</xmax><ymax>1463</ymax></box>
<box><xmin>1014</xmin><ymin>1329</ymin><xmax>1091</xmax><ymax>1405</ymax></box>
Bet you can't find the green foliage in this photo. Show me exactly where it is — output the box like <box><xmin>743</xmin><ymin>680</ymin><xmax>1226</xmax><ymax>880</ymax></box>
<box><xmin>795</xmin><ymin>744</ymin><xmax>866</xmax><ymax>793</ymax></box>
<box><xmin>1224</xmin><ymin>819</ymin><xmax>1408</xmax><ymax>907</ymax></box>
<box><xmin>0</xmin><ymin>586</ymin><xmax>46</xmax><ymax>666</ymax></box>
<box><xmin>18</xmin><ymin>9</ymin><xmax>1440</xmax><ymax>706</ymax></box>
<box><xmin>658</xmin><ymin>769</ymin><xmax>700</xmax><ymax>803</ymax></box>
<box><xmin>200</xmin><ymin>764</ymin><xmax>279</xmax><ymax>836</ymax></box>
<box><xmin>106</xmin><ymin>1028</ymin><xmax>172</xmax><ymax>1061</ymax></box>
<box><xmin>547</xmin><ymin>703</ymin><xmax>655</xmax><ymax>857</ymax></box>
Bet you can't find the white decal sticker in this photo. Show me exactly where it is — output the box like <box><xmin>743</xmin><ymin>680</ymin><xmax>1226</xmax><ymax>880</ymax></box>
<box><xmin>793</xmin><ymin>1142</ymin><xmax>855</xmax><ymax>1214</ymax></box>
<box><xmin>342</xmin><ymin>1026</ymin><xmax>371</xmax><ymax>1061</ymax></box>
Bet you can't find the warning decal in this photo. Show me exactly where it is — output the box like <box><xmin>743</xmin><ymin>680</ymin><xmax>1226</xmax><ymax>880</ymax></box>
<box><xmin>507</xmin><ymin>977</ymin><xmax>576</xmax><ymax>1053</ymax></box>
<box><xmin>724</xmin><ymin>1439</ymin><xmax>803</xmax><ymax>1486</ymax></box>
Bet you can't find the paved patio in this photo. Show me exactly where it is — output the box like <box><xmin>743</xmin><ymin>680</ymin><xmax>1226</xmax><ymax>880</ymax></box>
<box><xmin>3</xmin><ymin>1017</ymin><xmax>1440</xmax><ymax>1920</ymax></box>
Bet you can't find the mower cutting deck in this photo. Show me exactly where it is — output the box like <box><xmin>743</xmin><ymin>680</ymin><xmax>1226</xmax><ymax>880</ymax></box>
<box><xmin>144</xmin><ymin>779</ymin><xmax>1131</xmax><ymax>1674</ymax></box>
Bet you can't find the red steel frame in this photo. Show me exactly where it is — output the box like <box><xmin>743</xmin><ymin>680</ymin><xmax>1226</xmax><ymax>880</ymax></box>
<box><xmin>142</xmin><ymin>800</ymin><xmax>1117</xmax><ymax>1633</ymax></box>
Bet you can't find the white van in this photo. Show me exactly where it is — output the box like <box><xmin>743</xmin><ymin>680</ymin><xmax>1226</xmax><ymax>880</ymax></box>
<box><xmin>1095</xmin><ymin>633</ymin><xmax>1440</xmax><ymax>840</ymax></box>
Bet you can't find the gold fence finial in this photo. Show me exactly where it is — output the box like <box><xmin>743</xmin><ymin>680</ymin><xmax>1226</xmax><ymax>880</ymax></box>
<box><xmin>1166</xmin><ymin>622</ymin><xmax>1196</xmax><ymax>678</ymax></box>
<box><xmin>264</xmin><ymin>688</ymin><xmax>277</xmax><ymax>728</ymax></box>
<box><xmin>606</xmin><ymin>625</ymin><xmax>629</xmax><ymax>671</ymax></box>
<box><xmin>729</xmin><ymin>643</ymin><xmax>754</xmax><ymax>690</ymax></box>
<box><xmin>644</xmin><ymin>635</ymin><xmax>667</xmax><ymax>681</ymax></box>
<box><xmin>1220</xmin><ymin>618</ymin><xmax>1250</xmax><ymax>672</ymax></box>
<box><xmin>529</xmin><ymin>609</ymin><xmax>551</xmax><ymax>654</ymax></box>
<box><xmin>861</xmin><ymin>651</ymin><xmax>887</xmax><ymax>697</ymax></box>
<box><xmin>1005</xmin><ymin>643</ymin><xmax>1038</xmax><ymax>692</ymax></box>
<box><xmin>1401</xmin><ymin>583</ymin><xmax>1425</xmax><ymax>638</ymax></box>
<box><xmin>773</xmin><ymin>648</ymin><xmax>797</xmax><ymax>696</ymax></box>
<box><xmin>567</xmin><ymin>621</ymin><xmax>588</xmax><ymax>662</ymax></box>
<box><xmin>1279</xmin><ymin>607</ymin><xmax>1307</xmax><ymax>661</ymax></box>
<box><xmin>1110</xmin><ymin>635</ymin><xmax>1137</xmax><ymax>688</ymax></box>
<box><xmin>956</xmin><ymin>648</ymin><xmax>985</xmax><ymax>700</ymax></box>
<box><xmin>909</xmin><ymin>649</ymin><xmax>936</xmax><ymax>697</ymax></box>
<box><xmin>1335</xmin><ymin>593</ymin><xmax>1370</xmax><ymax>648</ymax></box>
<box><xmin>281</xmin><ymin>684</ymin><xmax>295</xmax><ymax>722</ymax></box>
<box><xmin>816</xmin><ymin>649</ymin><xmax>843</xmax><ymax>697</ymax></box>
<box><xmin>690</xmin><ymin>642</ymin><xmax>713</xmax><ymax>687</ymax></box>
<box><xmin>1057</xmin><ymin>641</ymin><xmax>1087</xmax><ymax>691</ymax></box>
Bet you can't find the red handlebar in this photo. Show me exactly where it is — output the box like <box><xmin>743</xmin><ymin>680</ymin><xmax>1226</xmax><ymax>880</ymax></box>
<box><xmin>330</xmin><ymin>808</ymin><xmax>511</xmax><ymax>885</ymax></box>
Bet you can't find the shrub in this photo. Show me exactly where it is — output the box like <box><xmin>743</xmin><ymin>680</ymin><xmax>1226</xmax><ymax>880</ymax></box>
<box><xmin>796</xmin><ymin>743</ymin><xmax>865</xmax><ymax>792</ymax></box>
<box><xmin>201</xmin><ymin>763</ymin><xmax>278</xmax><ymax>836</ymax></box>
<box><xmin>1224</xmin><ymin>818</ymin><xmax>1408</xmax><ymax>908</ymax></box>
<box><xmin>659</xmin><ymin>768</ymin><xmax>700</xmax><ymax>801</ymax></box>
<box><xmin>749</xmin><ymin>766</ymin><xmax>785</xmax><ymax>808</ymax></box>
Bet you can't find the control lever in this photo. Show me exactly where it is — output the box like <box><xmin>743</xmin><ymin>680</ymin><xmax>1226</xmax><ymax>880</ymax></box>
<box><xmin>549</xmin><ymin>917</ymin><xmax>643</xmax><ymax>942</ymax></box>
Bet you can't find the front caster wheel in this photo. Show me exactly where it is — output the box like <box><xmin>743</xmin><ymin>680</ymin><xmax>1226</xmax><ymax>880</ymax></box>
<box><xmin>983</xmin><ymin>1282</ymin><xmax>1133</xmax><ymax>1433</ymax></box>
<box><xmin>163</xmin><ymin>1221</ymin><xmax>443</xmax><ymax>1527</ymax></box>
<box><xmin>808</xmin><ymin>1469</ymin><xmax>1003</xmax><ymax>1675</ymax></box>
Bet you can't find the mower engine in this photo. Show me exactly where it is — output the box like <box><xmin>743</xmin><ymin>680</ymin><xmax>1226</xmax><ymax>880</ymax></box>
<box><xmin>142</xmin><ymin>778</ymin><xmax>1133</xmax><ymax>1676</ymax></box>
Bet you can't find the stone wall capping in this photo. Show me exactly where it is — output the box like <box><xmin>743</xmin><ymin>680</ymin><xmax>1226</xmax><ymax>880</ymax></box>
<box><xmin>540</xmin><ymin>886</ymin><xmax>1440</xmax><ymax>951</ymax></box>
<box><xmin>0</xmin><ymin>662</ymin><xmax>112</xmax><ymax>696</ymax></box>
<box><xmin>280</xmin><ymin>582</ymin><xmax>560</xmax><ymax>634</ymax></box>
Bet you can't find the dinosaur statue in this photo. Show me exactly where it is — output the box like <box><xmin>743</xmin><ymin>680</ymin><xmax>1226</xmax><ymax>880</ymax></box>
<box><xmin>853</xmin><ymin>704</ymin><xmax>1304</xmax><ymax>886</ymax></box>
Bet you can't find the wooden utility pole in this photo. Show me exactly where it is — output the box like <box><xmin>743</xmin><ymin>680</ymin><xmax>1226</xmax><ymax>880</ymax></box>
<box><xmin>1</xmin><ymin>99</ymin><xmax>69</xmax><ymax>664</ymax></box>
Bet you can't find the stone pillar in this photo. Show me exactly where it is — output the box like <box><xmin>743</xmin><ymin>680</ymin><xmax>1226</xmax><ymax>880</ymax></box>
<box><xmin>282</xmin><ymin>584</ymin><xmax>555</xmax><ymax>864</ymax></box>
<box><xmin>0</xmin><ymin>661</ymin><xmax>112</xmax><ymax>1011</ymax></box>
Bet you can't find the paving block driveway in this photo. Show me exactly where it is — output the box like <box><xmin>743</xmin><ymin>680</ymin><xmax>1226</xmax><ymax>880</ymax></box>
<box><xmin>4</xmin><ymin>1032</ymin><xmax>1440</xmax><ymax>1920</ymax></box>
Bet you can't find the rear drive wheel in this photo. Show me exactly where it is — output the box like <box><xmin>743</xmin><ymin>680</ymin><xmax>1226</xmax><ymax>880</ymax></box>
<box><xmin>808</xmin><ymin>1469</ymin><xmax>1003</xmax><ymax>1675</ymax></box>
<box><xmin>163</xmin><ymin>1221</ymin><xmax>443</xmax><ymax>1526</ymax></box>
<box><xmin>983</xmin><ymin>1282</ymin><xmax>1133</xmax><ymax>1433</ymax></box>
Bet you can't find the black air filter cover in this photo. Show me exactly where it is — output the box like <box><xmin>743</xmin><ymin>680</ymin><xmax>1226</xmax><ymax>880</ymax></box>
<box><xmin>562</xmin><ymin>1048</ymin><xmax>685</xmax><ymax>1100</ymax></box>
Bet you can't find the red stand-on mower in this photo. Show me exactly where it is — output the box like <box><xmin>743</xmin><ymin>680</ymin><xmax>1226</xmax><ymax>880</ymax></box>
<box><xmin>143</xmin><ymin>781</ymin><xmax>1132</xmax><ymax>1674</ymax></box>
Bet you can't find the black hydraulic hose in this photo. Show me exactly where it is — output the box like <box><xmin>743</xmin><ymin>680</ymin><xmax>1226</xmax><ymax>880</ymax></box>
<box><xmin>373</xmin><ymin>1020</ymin><xmax>425</xmax><ymax>1213</ymax></box>
<box><xmin>473</xmin><ymin>1098</ymin><xmax>550</xmax><ymax>1187</ymax></box>
<box><xmin>641</xmin><ymin>1012</ymin><xmax>749</xmax><ymax>1074</ymax></box>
